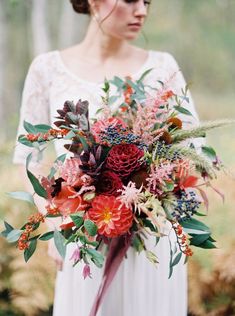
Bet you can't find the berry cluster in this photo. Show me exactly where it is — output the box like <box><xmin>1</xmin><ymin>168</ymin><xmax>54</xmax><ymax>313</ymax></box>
<box><xmin>173</xmin><ymin>223</ymin><xmax>193</xmax><ymax>257</ymax></box>
<box><xmin>18</xmin><ymin>212</ymin><xmax>45</xmax><ymax>251</ymax></box>
<box><xmin>172</xmin><ymin>191</ymin><xmax>201</xmax><ymax>221</ymax></box>
<box><xmin>100</xmin><ymin>125</ymin><xmax>142</xmax><ymax>147</ymax></box>
<box><xmin>26</xmin><ymin>128</ymin><xmax>69</xmax><ymax>142</ymax></box>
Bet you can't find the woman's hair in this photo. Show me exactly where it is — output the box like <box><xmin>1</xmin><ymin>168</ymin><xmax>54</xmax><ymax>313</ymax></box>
<box><xmin>70</xmin><ymin>0</ymin><xmax>90</xmax><ymax>15</ymax></box>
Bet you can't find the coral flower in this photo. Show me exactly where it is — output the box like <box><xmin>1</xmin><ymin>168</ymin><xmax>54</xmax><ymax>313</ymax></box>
<box><xmin>88</xmin><ymin>195</ymin><xmax>133</xmax><ymax>238</ymax></box>
<box><xmin>52</xmin><ymin>184</ymin><xmax>88</xmax><ymax>216</ymax></box>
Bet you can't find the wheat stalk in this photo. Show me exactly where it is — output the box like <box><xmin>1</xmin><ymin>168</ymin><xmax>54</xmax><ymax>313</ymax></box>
<box><xmin>172</xmin><ymin>119</ymin><xmax>235</xmax><ymax>143</ymax></box>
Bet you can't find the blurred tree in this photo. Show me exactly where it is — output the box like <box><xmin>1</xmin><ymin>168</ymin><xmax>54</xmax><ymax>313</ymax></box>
<box><xmin>0</xmin><ymin>1</ymin><xmax>7</xmax><ymax>142</ymax></box>
<box><xmin>31</xmin><ymin>0</ymin><xmax>50</xmax><ymax>55</ymax></box>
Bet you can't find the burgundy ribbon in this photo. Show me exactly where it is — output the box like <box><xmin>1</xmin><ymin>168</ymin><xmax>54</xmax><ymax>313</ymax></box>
<box><xmin>89</xmin><ymin>233</ymin><xmax>132</xmax><ymax>316</ymax></box>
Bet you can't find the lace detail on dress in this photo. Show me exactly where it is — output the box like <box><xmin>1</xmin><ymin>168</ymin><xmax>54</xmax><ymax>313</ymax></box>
<box><xmin>13</xmin><ymin>50</ymin><xmax>201</xmax><ymax>164</ymax></box>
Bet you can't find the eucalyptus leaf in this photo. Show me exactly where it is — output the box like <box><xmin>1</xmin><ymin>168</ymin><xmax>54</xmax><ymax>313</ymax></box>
<box><xmin>24</xmin><ymin>239</ymin><xmax>37</xmax><ymax>262</ymax></box>
<box><xmin>34</xmin><ymin>124</ymin><xmax>52</xmax><ymax>132</ymax></box>
<box><xmin>6</xmin><ymin>229</ymin><xmax>23</xmax><ymax>243</ymax></box>
<box><xmin>54</xmin><ymin>229</ymin><xmax>67</xmax><ymax>259</ymax></box>
<box><xmin>23</xmin><ymin>120</ymin><xmax>37</xmax><ymax>134</ymax></box>
<box><xmin>190</xmin><ymin>233</ymin><xmax>211</xmax><ymax>246</ymax></box>
<box><xmin>86</xmin><ymin>248</ymin><xmax>104</xmax><ymax>268</ymax></box>
<box><xmin>171</xmin><ymin>252</ymin><xmax>182</xmax><ymax>267</ymax></box>
<box><xmin>180</xmin><ymin>218</ymin><xmax>210</xmax><ymax>233</ymax></box>
<box><xmin>26</xmin><ymin>154</ymin><xmax>47</xmax><ymax>198</ymax></box>
<box><xmin>174</xmin><ymin>106</ymin><xmax>192</xmax><ymax>116</ymax></box>
<box><xmin>39</xmin><ymin>231</ymin><xmax>54</xmax><ymax>241</ymax></box>
<box><xmin>7</xmin><ymin>191</ymin><xmax>35</xmax><ymax>205</ymax></box>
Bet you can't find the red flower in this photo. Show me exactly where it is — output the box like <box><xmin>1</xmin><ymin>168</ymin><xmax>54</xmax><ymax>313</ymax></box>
<box><xmin>97</xmin><ymin>171</ymin><xmax>123</xmax><ymax>196</ymax></box>
<box><xmin>179</xmin><ymin>175</ymin><xmax>198</xmax><ymax>190</ymax></box>
<box><xmin>106</xmin><ymin>144</ymin><xmax>144</xmax><ymax>178</ymax></box>
<box><xmin>52</xmin><ymin>184</ymin><xmax>89</xmax><ymax>216</ymax></box>
<box><xmin>124</xmin><ymin>76</ymin><xmax>133</xmax><ymax>106</ymax></box>
<box><xmin>88</xmin><ymin>195</ymin><xmax>133</xmax><ymax>238</ymax></box>
<box><xmin>161</xmin><ymin>90</ymin><xmax>175</xmax><ymax>102</ymax></box>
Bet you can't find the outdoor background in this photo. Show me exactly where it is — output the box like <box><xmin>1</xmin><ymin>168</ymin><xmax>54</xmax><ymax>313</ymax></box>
<box><xmin>0</xmin><ymin>0</ymin><xmax>235</xmax><ymax>315</ymax></box>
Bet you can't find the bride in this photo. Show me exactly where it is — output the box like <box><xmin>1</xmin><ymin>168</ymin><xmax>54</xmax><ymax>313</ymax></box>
<box><xmin>13</xmin><ymin>0</ymin><xmax>200</xmax><ymax>315</ymax></box>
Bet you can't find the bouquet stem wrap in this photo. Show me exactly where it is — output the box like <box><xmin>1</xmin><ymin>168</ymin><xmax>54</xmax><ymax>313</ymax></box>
<box><xmin>89</xmin><ymin>233</ymin><xmax>132</xmax><ymax>316</ymax></box>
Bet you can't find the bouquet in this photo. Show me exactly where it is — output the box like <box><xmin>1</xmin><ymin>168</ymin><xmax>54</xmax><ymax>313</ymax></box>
<box><xmin>2</xmin><ymin>70</ymin><xmax>231</xmax><ymax>315</ymax></box>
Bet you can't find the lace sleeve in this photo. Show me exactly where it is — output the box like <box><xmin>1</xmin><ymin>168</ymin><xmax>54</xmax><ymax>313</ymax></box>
<box><xmin>12</xmin><ymin>54</ymin><xmax>50</xmax><ymax>165</ymax></box>
<box><xmin>165</xmin><ymin>53</ymin><xmax>205</xmax><ymax>149</ymax></box>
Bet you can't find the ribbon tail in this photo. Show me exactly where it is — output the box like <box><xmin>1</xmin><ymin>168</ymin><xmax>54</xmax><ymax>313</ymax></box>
<box><xmin>89</xmin><ymin>234</ymin><xmax>132</xmax><ymax>316</ymax></box>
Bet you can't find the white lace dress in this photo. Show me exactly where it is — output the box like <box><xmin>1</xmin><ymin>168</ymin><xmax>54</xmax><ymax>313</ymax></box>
<box><xmin>13</xmin><ymin>50</ymin><xmax>200</xmax><ymax>316</ymax></box>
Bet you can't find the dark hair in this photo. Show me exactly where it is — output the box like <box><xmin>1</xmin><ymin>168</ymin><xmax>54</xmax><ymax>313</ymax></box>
<box><xmin>70</xmin><ymin>0</ymin><xmax>90</xmax><ymax>15</ymax></box>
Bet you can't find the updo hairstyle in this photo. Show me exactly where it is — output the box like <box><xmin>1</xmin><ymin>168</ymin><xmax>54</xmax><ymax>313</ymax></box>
<box><xmin>70</xmin><ymin>0</ymin><xmax>91</xmax><ymax>15</ymax></box>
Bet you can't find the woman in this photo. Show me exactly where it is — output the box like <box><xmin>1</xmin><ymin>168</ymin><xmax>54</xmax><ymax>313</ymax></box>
<box><xmin>13</xmin><ymin>0</ymin><xmax>200</xmax><ymax>315</ymax></box>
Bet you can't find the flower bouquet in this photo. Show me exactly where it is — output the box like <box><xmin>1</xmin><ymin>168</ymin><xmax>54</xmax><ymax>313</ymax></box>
<box><xmin>2</xmin><ymin>70</ymin><xmax>232</xmax><ymax>315</ymax></box>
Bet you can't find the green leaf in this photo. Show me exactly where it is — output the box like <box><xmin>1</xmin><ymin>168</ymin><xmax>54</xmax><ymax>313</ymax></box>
<box><xmin>110</xmin><ymin>76</ymin><xmax>125</xmax><ymax>90</ymax></box>
<box><xmin>145</xmin><ymin>250</ymin><xmax>159</xmax><ymax>266</ymax></box>
<box><xmin>6</xmin><ymin>229</ymin><xmax>23</xmax><ymax>243</ymax></box>
<box><xmin>76</xmin><ymin>134</ymin><xmax>89</xmax><ymax>151</ymax></box>
<box><xmin>174</xmin><ymin>106</ymin><xmax>192</xmax><ymax>116</ymax></box>
<box><xmin>1</xmin><ymin>221</ymin><xmax>14</xmax><ymax>237</ymax></box>
<box><xmin>70</xmin><ymin>214</ymin><xmax>84</xmax><ymax>228</ymax></box>
<box><xmin>164</xmin><ymin>182</ymin><xmax>175</xmax><ymax>192</ymax></box>
<box><xmin>202</xmin><ymin>146</ymin><xmax>217</xmax><ymax>160</ymax></box>
<box><xmin>171</xmin><ymin>252</ymin><xmax>182</xmax><ymax>267</ymax></box>
<box><xmin>26</xmin><ymin>154</ymin><xmax>47</xmax><ymax>198</ymax></box>
<box><xmin>79</xmin><ymin>235</ymin><xmax>99</xmax><ymax>247</ymax></box>
<box><xmin>190</xmin><ymin>233</ymin><xmax>211</xmax><ymax>246</ymax></box>
<box><xmin>198</xmin><ymin>240</ymin><xmax>217</xmax><ymax>249</ymax></box>
<box><xmin>65</xmin><ymin>234</ymin><xmax>77</xmax><ymax>245</ymax></box>
<box><xmin>180</xmin><ymin>218</ymin><xmax>210</xmax><ymax>233</ymax></box>
<box><xmin>39</xmin><ymin>231</ymin><xmax>54</xmax><ymax>241</ymax></box>
<box><xmin>64</xmin><ymin>130</ymin><xmax>76</xmax><ymax>140</ymax></box>
<box><xmin>18</xmin><ymin>135</ymin><xmax>34</xmax><ymax>147</ymax></box>
<box><xmin>7</xmin><ymin>191</ymin><xmax>35</xmax><ymax>205</ymax></box>
<box><xmin>132</xmin><ymin>234</ymin><xmax>145</xmax><ymax>253</ymax></box>
<box><xmin>24</xmin><ymin>239</ymin><xmax>37</xmax><ymax>262</ymax></box>
<box><xmin>84</xmin><ymin>220</ymin><xmax>97</xmax><ymax>237</ymax></box>
<box><xmin>137</xmin><ymin>68</ymin><xmax>153</xmax><ymax>83</ymax></box>
<box><xmin>4</xmin><ymin>221</ymin><xmax>14</xmax><ymax>232</ymax></box>
<box><xmin>34</xmin><ymin>124</ymin><xmax>52</xmax><ymax>133</ymax></box>
<box><xmin>195</xmin><ymin>211</ymin><xmax>207</xmax><ymax>217</ymax></box>
<box><xmin>23</xmin><ymin>120</ymin><xmax>37</xmax><ymax>134</ymax></box>
<box><xmin>54</xmin><ymin>229</ymin><xmax>67</xmax><ymax>259</ymax></box>
<box><xmin>86</xmin><ymin>248</ymin><xmax>104</xmax><ymax>268</ymax></box>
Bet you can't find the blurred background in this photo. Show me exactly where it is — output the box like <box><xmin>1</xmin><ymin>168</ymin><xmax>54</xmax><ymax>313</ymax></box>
<box><xmin>0</xmin><ymin>0</ymin><xmax>235</xmax><ymax>315</ymax></box>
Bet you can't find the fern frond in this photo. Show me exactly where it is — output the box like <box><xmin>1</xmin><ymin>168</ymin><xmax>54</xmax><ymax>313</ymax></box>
<box><xmin>172</xmin><ymin>119</ymin><xmax>235</xmax><ymax>143</ymax></box>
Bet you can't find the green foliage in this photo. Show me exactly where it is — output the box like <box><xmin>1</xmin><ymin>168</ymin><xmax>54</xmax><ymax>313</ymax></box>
<box><xmin>24</xmin><ymin>239</ymin><xmax>37</xmax><ymax>262</ymax></box>
<box><xmin>7</xmin><ymin>191</ymin><xmax>35</xmax><ymax>205</ymax></box>
<box><xmin>54</xmin><ymin>229</ymin><xmax>67</xmax><ymax>259</ymax></box>
<box><xmin>26</xmin><ymin>154</ymin><xmax>47</xmax><ymax>198</ymax></box>
<box><xmin>84</xmin><ymin>219</ymin><xmax>98</xmax><ymax>237</ymax></box>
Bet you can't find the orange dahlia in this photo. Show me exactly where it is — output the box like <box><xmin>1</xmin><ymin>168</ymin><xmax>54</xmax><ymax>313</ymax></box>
<box><xmin>88</xmin><ymin>195</ymin><xmax>133</xmax><ymax>238</ymax></box>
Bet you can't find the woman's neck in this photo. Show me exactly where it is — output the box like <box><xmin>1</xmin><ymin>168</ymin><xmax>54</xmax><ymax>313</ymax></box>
<box><xmin>77</xmin><ymin>20</ymin><xmax>133</xmax><ymax>62</ymax></box>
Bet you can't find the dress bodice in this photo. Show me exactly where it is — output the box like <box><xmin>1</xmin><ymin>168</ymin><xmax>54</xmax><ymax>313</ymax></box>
<box><xmin>13</xmin><ymin>49</ymin><xmax>199</xmax><ymax>164</ymax></box>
